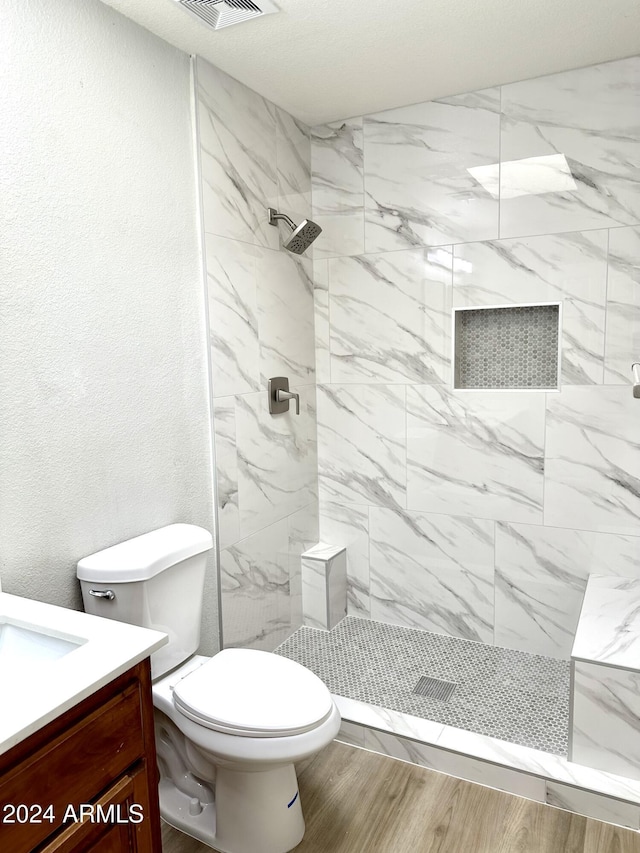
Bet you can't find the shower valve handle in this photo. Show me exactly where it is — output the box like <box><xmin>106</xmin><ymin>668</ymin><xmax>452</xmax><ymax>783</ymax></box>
<box><xmin>276</xmin><ymin>388</ymin><xmax>300</xmax><ymax>415</ymax></box>
<box><xmin>268</xmin><ymin>377</ymin><xmax>300</xmax><ymax>415</ymax></box>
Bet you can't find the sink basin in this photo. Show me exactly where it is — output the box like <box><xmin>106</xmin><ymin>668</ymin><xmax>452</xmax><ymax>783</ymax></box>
<box><xmin>0</xmin><ymin>620</ymin><xmax>84</xmax><ymax>679</ymax></box>
<box><xmin>0</xmin><ymin>591</ymin><xmax>167</xmax><ymax>756</ymax></box>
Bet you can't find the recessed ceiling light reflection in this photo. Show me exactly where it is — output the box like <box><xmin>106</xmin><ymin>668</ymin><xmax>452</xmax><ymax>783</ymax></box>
<box><xmin>468</xmin><ymin>154</ymin><xmax>577</xmax><ymax>199</ymax></box>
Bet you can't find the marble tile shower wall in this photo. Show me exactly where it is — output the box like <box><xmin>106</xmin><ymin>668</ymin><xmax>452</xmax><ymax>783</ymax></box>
<box><xmin>311</xmin><ymin>56</ymin><xmax>640</xmax><ymax>660</ymax></box>
<box><xmin>195</xmin><ymin>58</ymin><xmax>319</xmax><ymax>651</ymax></box>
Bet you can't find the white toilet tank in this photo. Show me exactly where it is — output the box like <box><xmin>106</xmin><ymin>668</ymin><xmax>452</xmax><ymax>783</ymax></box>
<box><xmin>77</xmin><ymin>524</ymin><xmax>213</xmax><ymax>679</ymax></box>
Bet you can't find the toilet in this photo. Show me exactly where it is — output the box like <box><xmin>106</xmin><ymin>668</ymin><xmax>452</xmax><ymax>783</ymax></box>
<box><xmin>77</xmin><ymin>524</ymin><xmax>340</xmax><ymax>853</ymax></box>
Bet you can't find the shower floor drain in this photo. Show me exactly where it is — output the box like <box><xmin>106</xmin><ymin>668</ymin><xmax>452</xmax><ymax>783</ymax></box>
<box><xmin>413</xmin><ymin>676</ymin><xmax>458</xmax><ymax>702</ymax></box>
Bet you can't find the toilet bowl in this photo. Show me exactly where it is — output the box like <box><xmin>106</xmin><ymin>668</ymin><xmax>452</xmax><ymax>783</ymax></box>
<box><xmin>153</xmin><ymin>651</ymin><xmax>340</xmax><ymax>853</ymax></box>
<box><xmin>77</xmin><ymin>524</ymin><xmax>340</xmax><ymax>853</ymax></box>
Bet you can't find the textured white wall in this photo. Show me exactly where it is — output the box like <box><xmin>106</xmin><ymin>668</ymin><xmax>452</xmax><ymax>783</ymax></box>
<box><xmin>1</xmin><ymin>0</ymin><xmax>219</xmax><ymax>652</ymax></box>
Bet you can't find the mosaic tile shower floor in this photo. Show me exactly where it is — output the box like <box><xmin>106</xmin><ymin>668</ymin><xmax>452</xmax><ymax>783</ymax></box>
<box><xmin>275</xmin><ymin>617</ymin><xmax>570</xmax><ymax>756</ymax></box>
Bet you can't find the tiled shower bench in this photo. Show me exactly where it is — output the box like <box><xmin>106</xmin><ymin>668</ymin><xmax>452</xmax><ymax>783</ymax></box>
<box><xmin>570</xmin><ymin>575</ymin><xmax>640</xmax><ymax>784</ymax></box>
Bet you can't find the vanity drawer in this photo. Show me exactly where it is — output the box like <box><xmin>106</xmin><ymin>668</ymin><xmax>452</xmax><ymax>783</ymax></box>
<box><xmin>0</xmin><ymin>681</ymin><xmax>145</xmax><ymax>853</ymax></box>
<box><xmin>37</xmin><ymin>765</ymin><xmax>152</xmax><ymax>853</ymax></box>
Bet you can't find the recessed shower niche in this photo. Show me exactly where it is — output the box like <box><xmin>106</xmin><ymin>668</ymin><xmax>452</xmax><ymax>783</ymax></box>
<box><xmin>453</xmin><ymin>303</ymin><xmax>561</xmax><ymax>391</ymax></box>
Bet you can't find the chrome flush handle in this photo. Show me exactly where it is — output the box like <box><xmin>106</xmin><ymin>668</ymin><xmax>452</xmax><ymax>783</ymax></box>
<box><xmin>89</xmin><ymin>588</ymin><xmax>115</xmax><ymax>600</ymax></box>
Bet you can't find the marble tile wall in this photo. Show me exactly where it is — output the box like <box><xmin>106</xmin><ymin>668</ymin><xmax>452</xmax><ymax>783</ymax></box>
<box><xmin>312</xmin><ymin>55</ymin><xmax>640</xmax><ymax>659</ymax></box>
<box><xmin>571</xmin><ymin>662</ymin><xmax>640</xmax><ymax>783</ymax></box>
<box><xmin>196</xmin><ymin>57</ymin><xmax>319</xmax><ymax>650</ymax></box>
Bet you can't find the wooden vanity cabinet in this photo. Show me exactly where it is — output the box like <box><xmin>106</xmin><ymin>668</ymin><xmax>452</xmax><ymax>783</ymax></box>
<box><xmin>0</xmin><ymin>660</ymin><xmax>162</xmax><ymax>853</ymax></box>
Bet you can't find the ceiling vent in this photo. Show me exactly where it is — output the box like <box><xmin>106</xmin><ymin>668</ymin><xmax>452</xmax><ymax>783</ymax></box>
<box><xmin>177</xmin><ymin>0</ymin><xmax>279</xmax><ymax>30</ymax></box>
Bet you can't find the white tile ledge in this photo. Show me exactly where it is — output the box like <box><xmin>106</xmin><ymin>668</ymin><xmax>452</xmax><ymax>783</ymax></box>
<box><xmin>572</xmin><ymin>574</ymin><xmax>640</xmax><ymax>669</ymax></box>
<box><xmin>302</xmin><ymin>541</ymin><xmax>346</xmax><ymax>561</ymax></box>
<box><xmin>333</xmin><ymin>694</ymin><xmax>640</xmax><ymax>807</ymax></box>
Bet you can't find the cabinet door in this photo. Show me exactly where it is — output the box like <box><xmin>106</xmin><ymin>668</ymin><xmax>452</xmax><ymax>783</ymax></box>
<box><xmin>40</xmin><ymin>765</ymin><xmax>155</xmax><ymax>853</ymax></box>
<box><xmin>1</xmin><ymin>682</ymin><xmax>145</xmax><ymax>853</ymax></box>
<box><xmin>71</xmin><ymin>821</ymin><xmax>132</xmax><ymax>853</ymax></box>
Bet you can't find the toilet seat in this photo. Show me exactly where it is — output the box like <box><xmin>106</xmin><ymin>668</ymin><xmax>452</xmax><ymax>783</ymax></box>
<box><xmin>172</xmin><ymin>649</ymin><xmax>334</xmax><ymax>738</ymax></box>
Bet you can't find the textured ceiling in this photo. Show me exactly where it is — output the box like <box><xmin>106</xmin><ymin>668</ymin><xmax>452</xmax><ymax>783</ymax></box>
<box><xmin>100</xmin><ymin>0</ymin><xmax>640</xmax><ymax>125</ymax></box>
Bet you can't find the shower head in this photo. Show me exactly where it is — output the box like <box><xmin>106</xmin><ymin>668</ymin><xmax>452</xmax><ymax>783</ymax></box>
<box><xmin>283</xmin><ymin>219</ymin><xmax>323</xmax><ymax>255</ymax></box>
<box><xmin>267</xmin><ymin>208</ymin><xmax>322</xmax><ymax>255</ymax></box>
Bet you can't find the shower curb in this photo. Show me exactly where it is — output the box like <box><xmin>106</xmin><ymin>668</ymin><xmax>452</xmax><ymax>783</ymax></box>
<box><xmin>332</xmin><ymin>693</ymin><xmax>640</xmax><ymax>832</ymax></box>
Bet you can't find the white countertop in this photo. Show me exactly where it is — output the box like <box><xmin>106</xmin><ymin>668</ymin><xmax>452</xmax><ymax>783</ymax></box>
<box><xmin>572</xmin><ymin>575</ymin><xmax>640</xmax><ymax>669</ymax></box>
<box><xmin>0</xmin><ymin>592</ymin><xmax>167</xmax><ymax>756</ymax></box>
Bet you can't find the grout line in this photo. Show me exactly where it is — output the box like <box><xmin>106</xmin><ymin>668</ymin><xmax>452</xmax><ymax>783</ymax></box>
<box><xmin>404</xmin><ymin>383</ymin><xmax>408</xmax><ymax>508</ymax></box>
<box><xmin>327</xmin><ymin>258</ymin><xmax>333</xmax><ymax>384</ymax></box>
<box><xmin>191</xmin><ymin>56</ymin><xmax>225</xmax><ymax>654</ymax></box>
<box><xmin>361</xmin><ymin>116</ymin><xmax>366</xmax><ymax>256</ymax></box>
<box><xmin>297</xmin><ymin>381</ymin><xmax>631</xmax><ymax>391</ymax></box>
<box><xmin>542</xmin><ymin>390</ymin><xmax>548</xmax><ymax>528</ymax></box>
<box><xmin>603</xmin><ymin>228</ymin><xmax>611</xmax><ymax>383</ymax></box>
<box><xmin>306</xmin><ymin>223</ymin><xmax>633</xmax><ymax>263</ymax></box>
<box><xmin>224</xmin><ymin>496</ymin><xmax>319</xmax><ymax>556</ymax></box>
<box><xmin>492</xmin><ymin>519</ymin><xmax>497</xmax><ymax>647</ymax></box>
<box><xmin>498</xmin><ymin>84</ymin><xmax>502</xmax><ymax>240</ymax></box>
<box><xmin>366</xmin><ymin>504</ymin><xmax>372</xmax><ymax>617</ymax></box>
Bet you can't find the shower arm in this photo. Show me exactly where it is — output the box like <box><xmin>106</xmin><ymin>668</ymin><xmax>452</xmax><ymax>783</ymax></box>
<box><xmin>267</xmin><ymin>208</ymin><xmax>296</xmax><ymax>232</ymax></box>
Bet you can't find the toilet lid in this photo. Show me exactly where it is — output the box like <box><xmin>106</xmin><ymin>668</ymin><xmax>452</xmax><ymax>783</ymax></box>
<box><xmin>172</xmin><ymin>649</ymin><xmax>334</xmax><ymax>737</ymax></box>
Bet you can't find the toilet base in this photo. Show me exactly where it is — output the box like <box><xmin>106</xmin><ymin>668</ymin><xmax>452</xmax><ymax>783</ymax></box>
<box><xmin>216</xmin><ymin>763</ymin><xmax>305</xmax><ymax>853</ymax></box>
<box><xmin>159</xmin><ymin>779</ymin><xmax>217</xmax><ymax>847</ymax></box>
<box><xmin>159</xmin><ymin>764</ymin><xmax>305</xmax><ymax>853</ymax></box>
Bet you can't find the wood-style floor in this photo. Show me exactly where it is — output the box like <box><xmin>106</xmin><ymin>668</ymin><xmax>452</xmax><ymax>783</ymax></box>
<box><xmin>161</xmin><ymin>741</ymin><xmax>640</xmax><ymax>853</ymax></box>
